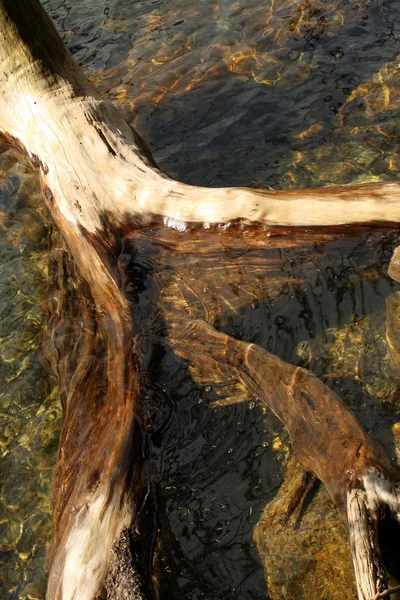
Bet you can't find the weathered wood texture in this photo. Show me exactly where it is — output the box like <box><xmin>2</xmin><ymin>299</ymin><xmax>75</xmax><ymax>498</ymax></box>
<box><xmin>2</xmin><ymin>2</ymin><xmax>400</xmax><ymax>236</ymax></box>
<box><xmin>1</xmin><ymin>1</ymin><xmax>400</xmax><ymax>600</ymax></box>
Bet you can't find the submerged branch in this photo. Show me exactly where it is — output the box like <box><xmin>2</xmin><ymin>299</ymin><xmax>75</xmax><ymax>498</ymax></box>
<box><xmin>167</xmin><ymin>317</ymin><xmax>400</xmax><ymax>600</ymax></box>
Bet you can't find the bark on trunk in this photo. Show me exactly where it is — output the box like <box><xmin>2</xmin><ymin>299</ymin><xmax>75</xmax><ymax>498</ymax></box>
<box><xmin>0</xmin><ymin>1</ymin><xmax>400</xmax><ymax>600</ymax></box>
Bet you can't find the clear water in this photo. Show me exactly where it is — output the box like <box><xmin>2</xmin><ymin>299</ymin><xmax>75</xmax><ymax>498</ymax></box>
<box><xmin>0</xmin><ymin>146</ymin><xmax>62</xmax><ymax>599</ymax></box>
<box><xmin>1</xmin><ymin>0</ymin><xmax>400</xmax><ymax>598</ymax></box>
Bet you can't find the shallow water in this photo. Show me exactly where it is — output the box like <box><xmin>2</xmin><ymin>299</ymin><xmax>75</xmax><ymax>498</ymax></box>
<box><xmin>44</xmin><ymin>0</ymin><xmax>400</xmax><ymax>188</ymax></box>
<box><xmin>1</xmin><ymin>0</ymin><xmax>400</xmax><ymax>598</ymax></box>
<box><xmin>120</xmin><ymin>220</ymin><xmax>400</xmax><ymax>598</ymax></box>
<box><xmin>0</xmin><ymin>146</ymin><xmax>62</xmax><ymax>599</ymax></box>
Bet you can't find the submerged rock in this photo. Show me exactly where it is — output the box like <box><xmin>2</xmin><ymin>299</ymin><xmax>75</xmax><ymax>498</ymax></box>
<box><xmin>254</xmin><ymin>458</ymin><xmax>356</xmax><ymax>600</ymax></box>
<box><xmin>297</xmin><ymin>308</ymin><xmax>400</xmax><ymax>402</ymax></box>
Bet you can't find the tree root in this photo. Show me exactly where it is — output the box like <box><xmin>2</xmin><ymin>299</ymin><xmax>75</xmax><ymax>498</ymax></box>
<box><xmin>167</xmin><ymin>317</ymin><xmax>400</xmax><ymax>600</ymax></box>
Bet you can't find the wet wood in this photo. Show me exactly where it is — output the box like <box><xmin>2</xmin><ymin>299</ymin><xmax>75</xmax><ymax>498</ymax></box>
<box><xmin>42</xmin><ymin>226</ymin><xmax>151</xmax><ymax>600</ymax></box>
<box><xmin>165</xmin><ymin>316</ymin><xmax>400</xmax><ymax>600</ymax></box>
<box><xmin>0</xmin><ymin>1</ymin><xmax>400</xmax><ymax>600</ymax></box>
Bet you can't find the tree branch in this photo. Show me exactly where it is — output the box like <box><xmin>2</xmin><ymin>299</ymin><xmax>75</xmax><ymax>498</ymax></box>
<box><xmin>0</xmin><ymin>0</ymin><xmax>399</xmax><ymax>599</ymax></box>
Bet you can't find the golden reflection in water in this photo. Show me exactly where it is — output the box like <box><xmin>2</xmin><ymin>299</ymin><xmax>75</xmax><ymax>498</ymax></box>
<box><xmin>70</xmin><ymin>0</ymin><xmax>400</xmax><ymax>190</ymax></box>
<box><xmin>0</xmin><ymin>143</ymin><xmax>62</xmax><ymax>599</ymax></box>
<box><xmin>90</xmin><ymin>0</ymin><xmax>377</xmax><ymax>103</ymax></box>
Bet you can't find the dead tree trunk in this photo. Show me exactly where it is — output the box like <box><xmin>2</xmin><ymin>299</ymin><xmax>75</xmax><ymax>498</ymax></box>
<box><xmin>0</xmin><ymin>1</ymin><xmax>400</xmax><ymax>600</ymax></box>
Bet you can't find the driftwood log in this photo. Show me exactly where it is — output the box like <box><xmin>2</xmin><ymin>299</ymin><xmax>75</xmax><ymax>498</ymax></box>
<box><xmin>1</xmin><ymin>1</ymin><xmax>400</xmax><ymax>599</ymax></box>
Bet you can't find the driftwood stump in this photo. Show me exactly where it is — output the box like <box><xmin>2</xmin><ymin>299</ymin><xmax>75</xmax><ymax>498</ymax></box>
<box><xmin>0</xmin><ymin>1</ymin><xmax>400</xmax><ymax>599</ymax></box>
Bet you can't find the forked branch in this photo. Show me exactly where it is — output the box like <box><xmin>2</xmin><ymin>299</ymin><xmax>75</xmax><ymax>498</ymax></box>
<box><xmin>0</xmin><ymin>0</ymin><xmax>400</xmax><ymax>599</ymax></box>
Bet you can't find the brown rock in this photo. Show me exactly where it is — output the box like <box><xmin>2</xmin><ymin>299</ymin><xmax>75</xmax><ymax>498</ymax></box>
<box><xmin>254</xmin><ymin>458</ymin><xmax>357</xmax><ymax>600</ymax></box>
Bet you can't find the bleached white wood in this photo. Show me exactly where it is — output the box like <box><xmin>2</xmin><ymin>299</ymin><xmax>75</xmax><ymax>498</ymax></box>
<box><xmin>2</xmin><ymin>5</ymin><xmax>400</xmax><ymax>243</ymax></box>
<box><xmin>347</xmin><ymin>470</ymin><xmax>400</xmax><ymax>600</ymax></box>
<box><xmin>348</xmin><ymin>487</ymin><xmax>379</xmax><ymax>600</ymax></box>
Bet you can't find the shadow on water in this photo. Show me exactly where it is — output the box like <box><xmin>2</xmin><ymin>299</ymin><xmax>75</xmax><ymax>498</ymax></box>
<box><xmin>380</xmin><ymin>512</ymin><xmax>400</xmax><ymax>588</ymax></box>
<box><xmin>113</xmin><ymin>218</ymin><xmax>283</xmax><ymax>600</ymax></box>
<box><xmin>110</xmin><ymin>216</ymin><xmax>400</xmax><ymax>599</ymax></box>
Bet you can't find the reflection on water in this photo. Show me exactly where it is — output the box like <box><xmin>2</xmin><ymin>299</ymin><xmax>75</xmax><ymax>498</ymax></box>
<box><xmin>1</xmin><ymin>0</ymin><xmax>400</xmax><ymax>597</ymax></box>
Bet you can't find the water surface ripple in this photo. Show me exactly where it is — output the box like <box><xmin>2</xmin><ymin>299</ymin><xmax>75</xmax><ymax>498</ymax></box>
<box><xmin>1</xmin><ymin>0</ymin><xmax>400</xmax><ymax>598</ymax></box>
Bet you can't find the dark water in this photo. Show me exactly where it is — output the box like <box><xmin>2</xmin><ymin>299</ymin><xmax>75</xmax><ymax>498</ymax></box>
<box><xmin>121</xmin><ymin>220</ymin><xmax>400</xmax><ymax>599</ymax></box>
<box><xmin>1</xmin><ymin>0</ymin><xmax>400</xmax><ymax>598</ymax></box>
<box><xmin>120</xmin><ymin>219</ymin><xmax>400</xmax><ymax>599</ymax></box>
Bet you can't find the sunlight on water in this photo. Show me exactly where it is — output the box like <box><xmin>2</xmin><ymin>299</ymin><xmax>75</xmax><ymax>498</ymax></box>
<box><xmin>0</xmin><ymin>144</ymin><xmax>62</xmax><ymax>599</ymax></box>
<box><xmin>1</xmin><ymin>0</ymin><xmax>400</xmax><ymax>598</ymax></box>
<box><xmin>44</xmin><ymin>0</ymin><xmax>400</xmax><ymax>187</ymax></box>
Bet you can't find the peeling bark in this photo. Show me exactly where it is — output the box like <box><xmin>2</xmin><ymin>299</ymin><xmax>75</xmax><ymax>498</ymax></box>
<box><xmin>0</xmin><ymin>1</ymin><xmax>400</xmax><ymax>600</ymax></box>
